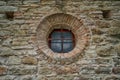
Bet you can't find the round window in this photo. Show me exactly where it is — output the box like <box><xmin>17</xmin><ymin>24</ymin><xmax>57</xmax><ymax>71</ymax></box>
<box><xmin>48</xmin><ymin>29</ymin><xmax>75</xmax><ymax>53</ymax></box>
<box><xmin>36</xmin><ymin>13</ymin><xmax>91</xmax><ymax>61</ymax></box>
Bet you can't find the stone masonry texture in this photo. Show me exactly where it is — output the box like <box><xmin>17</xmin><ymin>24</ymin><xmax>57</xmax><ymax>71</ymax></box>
<box><xmin>0</xmin><ymin>0</ymin><xmax>120</xmax><ymax>80</ymax></box>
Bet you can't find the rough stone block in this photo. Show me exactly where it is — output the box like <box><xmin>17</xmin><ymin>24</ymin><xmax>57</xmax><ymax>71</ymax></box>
<box><xmin>96</xmin><ymin>45</ymin><xmax>115</xmax><ymax>57</ymax></box>
<box><xmin>95</xmin><ymin>58</ymin><xmax>111</xmax><ymax>64</ymax></box>
<box><xmin>96</xmin><ymin>20</ymin><xmax>110</xmax><ymax>28</ymax></box>
<box><xmin>39</xmin><ymin>66</ymin><xmax>54</xmax><ymax>75</ymax></box>
<box><xmin>0</xmin><ymin>30</ymin><xmax>12</xmax><ymax>37</ymax></box>
<box><xmin>54</xmin><ymin>66</ymin><xmax>78</xmax><ymax>75</ymax></box>
<box><xmin>0</xmin><ymin>1</ymin><xmax>6</xmax><ymax>6</ymax></box>
<box><xmin>23</xmin><ymin>0</ymin><xmax>40</xmax><ymax>4</ymax></box>
<box><xmin>112</xmin><ymin>67</ymin><xmax>120</xmax><ymax>74</ymax></box>
<box><xmin>6</xmin><ymin>56</ymin><xmax>21</xmax><ymax>65</ymax></box>
<box><xmin>20</xmin><ymin>24</ymin><xmax>30</xmax><ymax>30</ymax></box>
<box><xmin>111</xmin><ymin>20</ymin><xmax>120</xmax><ymax>27</ymax></box>
<box><xmin>73</xmin><ymin>76</ymin><xmax>88</xmax><ymax>80</ymax></box>
<box><xmin>0</xmin><ymin>57</ymin><xmax>6</xmax><ymax>65</ymax></box>
<box><xmin>2</xmin><ymin>38</ymin><xmax>12</xmax><ymax>47</ymax></box>
<box><xmin>114</xmin><ymin>43</ymin><xmax>120</xmax><ymax>56</ymax></box>
<box><xmin>0</xmin><ymin>14</ymin><xmax>6</xmax><ymax>19</ymax></box>
<box><xmin>7</xmin><ymin>1</ymin><xmax>22</xmax><ymax>6</ymax></box>
<box><xmin>113</xmin><ymin>57</ymin><xmax>120</xmax><ymax>66</ymax></box>
<box><xmin>0</xmin><ymin>66</ymin><xmax>7</xmax><ymax>75</ymax></box>
<box><xmin>12</xmin><ymin>20</ymin><xmax>25</xmax><ymax>25</ymax></box>
<box><xmin>92</xmin><ymin>35</ymin><xmax>104</xmax><ymax>43</ymax></box>
<box><xmin>105</xmin><ymin>75</ymin><xmax>120</xmax><ymax>80</ymax></box>
<box><xmin>80</xmin><ymin>66</ymin><xmax>95</xmax><ymax>74</ymax></box>
<box><xmin>22</xmin><ymin>56</ymin><xmax>37</xmax><ymax>65</ymax></box>
<box><xmin>95</xmin><ymin>66</ymin><xmax>111</xmax><ymax>74</ymax></box>
<box><xmin>8</xmin><ymin>66</ymin><xmax>37</xmax><ymax>75</ymax></box>
<box><xmin>0</xmin><ymin>75</ymin><xmax>15</xmax><ymax>80</ymax></box>
<box><xmin>108</xmin><ymin>27</ymin><xmax>120</xmax><ymax>36</ymax></box>
<box><xmin>0</xmin><ymin>48</ymin><xmax>19</xmax><ymax>56</ymax></box>
<box><xmin>11</xmin><ymin>45</ymin><xmax>33</xmax><ymax>50</ymax></box>
<box><xmin>91</xmin><ymin>28</ymin><xmax>103</xmax><ymax>35</ymax></box>
<box><xmin>0</xmin><ymin>6</ymin><xmax>18</xmax><ymax>12</ymax></box>
<box><xmin>12</xmin><ymin>41</ymin><xmax>28</xmax><ymax>46</ymax></box>
<box><xmin>14</xmin><ymin>75</ymin><xmax>36</xmax><ymax>80</ymax></box>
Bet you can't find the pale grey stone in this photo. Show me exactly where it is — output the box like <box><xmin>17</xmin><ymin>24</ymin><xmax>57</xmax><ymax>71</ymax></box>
<box><xmin>0</xmin><ymin>14</ymin><xmax>6</xmax><ymax>19</ymax></box>
<box><xmin>0</xmin><ymin>48</ymin><xmax>19</xmax><ymax>56</ymax></box>
<box><xmin>23</xmin><ymin>0</ymin><xmax>40</xmax><ymax>4</ymax></box>
<box><xmin>0</xmin><ymin>75</ymin><xmax>15</xmax><ymax>80</ymax></box>
<box><xmin>2</xmin><ymin>38</ymin><xmax>12</xmax><ymax>47</ymax></box>
<box><xmin>0</xmin><ymin>6</ymin><xmax>18</xmax><ymax>12</ymax></box>
<box><xmin>11</xmin><ymin>45</ymin><xmax>33</xmax><ymax>50</ymax></box>
<box><xmin>14</xmin><ymin>75</ymin><xmax>36</xmax><ymax>80</ymax></box>
<box><xmin>6</xmin><ymin>56</ymin><xmax>21</xmax><ymax>65</ymax></box>
<box><xmin>0</xmin><ymin>30</ymin><xmax>12</xmax><ymax>37</ymax></box>
<box><xmin>95</xmin><ymin>66</ymin><xmax>111</xmax><ymax>74</ymax></box>
<box><xmin>8</xmin><ymin>66</ymin><xmax>37</xmax><ymax>75</ymax></box>
<box><xmin>0</xmin><ymin>57</ymin><xmax>6</xmax><ymax>65</ymax></box>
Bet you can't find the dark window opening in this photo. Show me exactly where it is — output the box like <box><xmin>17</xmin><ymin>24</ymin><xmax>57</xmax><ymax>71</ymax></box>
<box><xmin>6</xmin><ymin>11</ymin><xmax>14</xmax><ymax>20</ymax></box>
<box><xmin>48</xmin><ymin>29</ymin><xmax>75</xmax><ymax>53</ymax></box>
<box><xmin>102</xmin><ymin>10</ymin><xmax>111</xmax><ymax>18</ymax></box>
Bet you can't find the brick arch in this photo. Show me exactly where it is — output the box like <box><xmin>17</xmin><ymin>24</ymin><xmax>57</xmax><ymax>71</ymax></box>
<box><xmin>36</xmin><ymin>13</ymin><xmax>90</xmax><ymax>62</ymax></box>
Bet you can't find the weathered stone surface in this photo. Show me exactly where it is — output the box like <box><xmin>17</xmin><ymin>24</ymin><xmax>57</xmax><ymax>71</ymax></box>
<box><xmin>0</xmin><ymin>0</ymin><xmax>119</xmax><ymax>80</ymax></box>
<box><xmin>80</xmin><ymin>66</ymin><xmax>95</xmax><ymax>74</ymax></box>
<box><xmin>0</xmin><ymin>14</ymin><xmax>6</xmax><ymax>19</ymax></box>
<box><xmin>0</xmin><ymin>47</ymin><xmax>19</xmax><ymax>56</ymax></box>
<box><xmin>8</xmin><ymin>66</ymin><xmax>37</xmax><ymax>75</ymax></box>
<box><xmin>16</xmin><ymin>29</ymin><xmax>29</xmax><ymax>36</ymax></box>
<box><xmin>112</xmin><ymin>67</ymin><xmax>120</xmax><ymax>74</ymax></box>
<box><xmin>73</xmin><ymin>76</ymin><xmax>88</xmax><ymax>80</ymax></box>
<box><xmin>91</xmin><ymin>28</ymin><xmax>103</xmax><ymax>35</ymax></box>
<box><xmin>0</xmin><ymin>30</ymin><xmax>12</xmax><ymax>37</ymax></box>
<box><xmin>12</xmin><ymin>20</ymin><xmax>25</xmax><ymax>25</ymax></box>
<box><xmin>96</xmin><ymin>45</ymin><xmax>115</xmax><ymax>57</ymax></box>
<box><xmin>0</xmin><ymin>75</ymin><xmax>15</xmax><ymax>80</ymax></box>
<box><xmin>11</xmin><ymin>45</ymin><xmax>33</xmax><ymax>50</ymax></box>
<box><xmin>6</xmin><ymin>56</ymin><xmax>21</xmax><ymax>65</ymax></box>
<box><xmin>23</xmin><ymin>0</ymin><xmax>40</xmax><ymax>4</ymax></box>
<box><xmin>22</xmin><ymin>56</ymin><xmax>37</xmax><ymax>65</ymax></box>
<box><xmin>108</xmin><ymin>27</ymin><xmax>120</xmax><ymax>35</ymax></box>
<box><xmin>95</xmin><ymin>19</ymin><xmax>111</xmax><ymax>27</ymax></box>
<box><xmin>0</xmin><ymin>1</ymin><xmax>6</xmax><ymax>6</ymax></box>
<box><xmin>7</xmin><ymin>1</ymin><xmax>22</xmax><ymax>6</ymax></box>
<box><xmin>113</xmin><ymin>57</ymin><xmax>120</xmax><ymax>66</ymax></box>
<box><xmin>95</xmin><ymin>58</ymin><xmax>111</xmax><ymax>64</ymax></box>
<box><xmin>95</xmin><ymin>66</ymin><xmax>111</xmax><ymax>74</ymax></box>
<box><xmin>0</xmin><ymin>66</ymin><xmax>7</xmax><ymax>75</ymax></box>
<box><xmin>0</xmin><ymin>57</ymin><xmax>6</xmax><ymax>65</ymax></box>
<box><xmin>111</xmin><ymin>20</ymin><xmax>120</xmax><ymax>27</ymax></box>
<box><xmin>54</xmin><ymin>66</ymin><xmax>78</xmax><ymax>75</ymax></box>
<box><xmin>114</xmin><ymin>43</ymin><xmax>120</xmax><ymax>56</ymax></box>
<box><xmin>11</xmin><ymin>40</ymin><xmax>28</xmax><ymax>46</ymax></box>
<box><xmin>0</xmin><ymin>6</ymin><xmax>18</xmax><ymax>12</ymax></box>
<box><xmin>105</xmin><ymin>75</ymin><xmax>120</xmax><ymax>80</ymax></box>
<box><xmin>39</xmin><ymin>66</ymin><xmax>54</xmax><ymax>75</ymax></box>
<box><xmin>14</xmin><ymin>75</ymin><xmax>36</xmax><ymax>80</ymax></box>
<box><xmin>2</xmin><ymin>38</ymin><xmax>12</xmax><ymax>47</ymax></box>
<box><xmin>92</xmin><ymin>35</ymin><xmax>104</xmax><ymax>43</ymax></box>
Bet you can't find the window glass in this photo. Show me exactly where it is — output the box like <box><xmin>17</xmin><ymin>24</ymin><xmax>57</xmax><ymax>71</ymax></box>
<box><xmin>48</xmin><ymin>29</ymin><xmax>75</xmax><ymax>53</ymax></box>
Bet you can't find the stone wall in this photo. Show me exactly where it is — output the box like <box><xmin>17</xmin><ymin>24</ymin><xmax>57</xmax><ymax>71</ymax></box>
<box><xmin>0</xmin><ymin>0</ymin><xmax>120</xmax><ymax>80</ymax></box>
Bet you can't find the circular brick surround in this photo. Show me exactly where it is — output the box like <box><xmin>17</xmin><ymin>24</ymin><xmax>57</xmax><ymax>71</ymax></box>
<box><xmin>36</xmin><ymin>13</ymin><xmax>90</xmax><ymax>60</ymax></box>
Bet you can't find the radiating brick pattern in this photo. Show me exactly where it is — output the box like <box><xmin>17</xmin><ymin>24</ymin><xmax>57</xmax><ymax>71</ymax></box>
<box><xmin>36</xmin><ymin>13</ymin><xmax>90</xmax><ymax>61</ymax></box>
